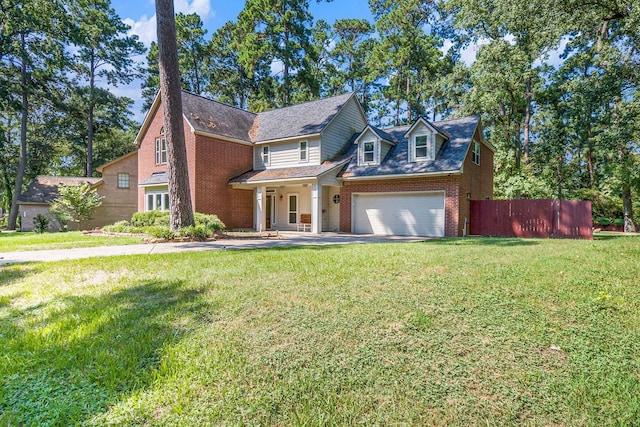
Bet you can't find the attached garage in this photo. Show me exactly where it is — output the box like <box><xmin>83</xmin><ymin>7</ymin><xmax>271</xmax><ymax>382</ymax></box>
<box><xmin>352</xmin><ymin>191</ymin><xmax>445</xmax><ymax>237</ymax></box>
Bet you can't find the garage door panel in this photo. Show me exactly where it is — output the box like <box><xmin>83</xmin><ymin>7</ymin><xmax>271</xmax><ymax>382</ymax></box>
<box><xmin>353</xmin><ymin>192</ymin><xmax>445</xmax><ymax>237</ymax></box>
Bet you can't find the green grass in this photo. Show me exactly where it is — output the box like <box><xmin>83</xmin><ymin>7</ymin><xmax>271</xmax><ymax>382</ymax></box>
<box><xmin>1</xmin><ymin>236</ymin><xmax>639</xmax><ymax>425</ymax></box>
<box><xmin>0</xmin><ymin>231</ymin><xmax>143</xmax><ymax>252</ymax></box>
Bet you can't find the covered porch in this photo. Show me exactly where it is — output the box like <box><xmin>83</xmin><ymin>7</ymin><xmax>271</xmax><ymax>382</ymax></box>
<box><xmin>229</xmin><ymin>163</ymin><xmax>346</xmax><ymax>234</ymax></box>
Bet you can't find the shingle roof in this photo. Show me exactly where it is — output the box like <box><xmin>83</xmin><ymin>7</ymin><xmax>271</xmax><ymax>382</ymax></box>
<box><xmin>229</xmin><ymin>159</ymin><xmax>349</xmax><ymax>184</ymax></box>
<box><xmin>253</xmin><ymin>92</ymin><xmax>355</xmax><ymax>143</ymax></box>
<box><xmin>18</xmin><ymin>176</ymin><xmax>102</xmax><ymax>204</ymax></box>
<box><xmin>179</xmin><ymin>91</ymin><xmax>356</xmax><ymax>144</ymax></box>
<box><xmin>181</xmin><ymin>91</ymin><xmax>257</xmax><ymax>141</ymax></box>
<box><xmin>339</xmin><ymin>115</ymin><xmax>480</xmax><ymax>179</ymax></box>
<box><xmin>139</xmin><ymin>171</ymin><xmax>168</xmax><ymax>186</ymax></box>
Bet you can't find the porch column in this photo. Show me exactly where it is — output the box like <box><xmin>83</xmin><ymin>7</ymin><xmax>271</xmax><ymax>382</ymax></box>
<box><xmin>311</xmin><ymin>183</ymin><xmax>322</xmax><ymax>234</ymax></box>
<box><xmin>255</xmin><ymin>186</ymin><xmax>266</xmax><ymax>232</ymax></box>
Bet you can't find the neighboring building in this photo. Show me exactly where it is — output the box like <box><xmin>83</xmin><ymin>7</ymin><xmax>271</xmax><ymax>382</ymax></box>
<box><xmin>17</xmin><ymin>151</ymin><xmax>138</xmax><ymax>231</ymax></box>
<box><xmin>137</xmin><ymin>91</ymin><xmax>494</xmax><ymax>237</ymax></box>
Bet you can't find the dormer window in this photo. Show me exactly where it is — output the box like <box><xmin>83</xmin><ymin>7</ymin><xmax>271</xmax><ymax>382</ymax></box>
<box><xmin>413</xmin><ymin>134</ymin><xmax>434</xmax><ymax>161</ymax></box>
<box><xmin>363</xmin><ymin>141</ymin><xmax>375</xmax><ymax>164</ymax></box>
<box><xmin>262</xmin><ymin>146</ymin><xmax>270</xmax><ymax>166</ymax></box>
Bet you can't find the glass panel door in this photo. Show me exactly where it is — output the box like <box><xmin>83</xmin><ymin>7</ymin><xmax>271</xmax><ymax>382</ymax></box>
<box><xmin>288</xmin><ymin>194</ymin><xmax>297</xmax><ymax>224</ymax></box>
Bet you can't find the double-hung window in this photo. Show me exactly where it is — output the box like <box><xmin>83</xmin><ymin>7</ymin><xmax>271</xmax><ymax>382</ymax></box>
<box><xmin>472</xmin><ymin>141</ymin><xmax>480</xmax><ymax>165</ymax></box>
<box><xmin>363</xmin><ymin>141</ymin><xmax>375</xmax><ymax>163</ymax></box>
<box><xmin>155</xmin><ymin>138</ymin><xmax>167</xmax><ymax>164</ymax></box>
<box><xmin>262</xmin><ymin>146</ymin><xmax>270</xmax><ymax>166</ymax></box>
<box><xmin>299</xmin><ymin>141</ymin><xmax>308</xmax><ymax>162</ymax></box>
<box><xmin>414</xmin><ymin>134</ymin><xmax>434</xmax><ymax>161</ymax></box>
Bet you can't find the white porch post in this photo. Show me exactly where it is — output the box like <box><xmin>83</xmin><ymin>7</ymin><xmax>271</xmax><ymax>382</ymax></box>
<box><xmin>255</xmin><ymin>186</ymin><xmax>266</xmax><ymax>232</ymax></box>
<box><xmin>311</xmin><ymin>183</ymin><xmax>322</xmax><ymax>234</ymax></box>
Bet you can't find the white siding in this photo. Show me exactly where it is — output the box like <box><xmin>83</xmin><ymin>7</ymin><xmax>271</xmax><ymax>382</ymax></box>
<box><xmin>321</xmin><ymin>96</ymin><xmax>367</xmax><ymax>161</ymax></box>
<box><xmin>407</xmin><ymin>122</ymin><xmax>446</xmax><ymax>160</ymax></box>
<box><xmin>254</xmin><ymin>136</ymin><xmax>321</xmax><ymax>169</ymax></box>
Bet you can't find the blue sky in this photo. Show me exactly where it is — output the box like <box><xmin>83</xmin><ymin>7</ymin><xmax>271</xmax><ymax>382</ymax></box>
<box><xmin>109</xmin><ymin>0</ymin><xmax>374</xmax><ymax>120</ymax></box>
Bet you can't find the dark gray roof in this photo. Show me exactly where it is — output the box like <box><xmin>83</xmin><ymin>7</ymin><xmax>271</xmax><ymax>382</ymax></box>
<box><xmin>181</xmin><ymin>91</ymin><xmax>257</xmax><ymax>141</ymax></box>
<box><xmin>253</xmin><ymin>92</ymin><xmax>355</xmax><ymax>143</ymax></box>
<box><xmin>369</xmin><ymin>126</ymin><xmax>397</xmax><ymax>144</ymax></box>
<box><xmin>230</xmin><ymin>159</ymin><xmax>349</xmax><ymax>184</ymax></box>
<box><xmin>18</xmin><ymin>176</ymin><xmax>102</xmax><ymax>204</ymax></box>
<box><xmin>139</xmin><ymin>172</ymin><xmax>168</xmax><ymax>186</ymax></box>
<box><xmin>340</xmin><ymin>115</ymin><xmax>480</xmax><ymax>179</ymax></box>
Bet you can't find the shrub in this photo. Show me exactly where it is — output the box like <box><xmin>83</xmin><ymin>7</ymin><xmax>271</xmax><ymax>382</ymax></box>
<box><xmin>131</xmin><ymin>211</ymin><xmax>168</xmax><ymax>227</ymax></box>
<box><xmin>103</xmin><ymin>220</ymin><xmax>134</xmax><ymax>233</ymax></box>
<box><xmin>613</xmin><ymin>218</ymin><xmax>625</xmax><ymax>227</ymax></box>
<box><xmin>179</xmin><ymin>224</ymin><xmax>209</xmax><ymax>239</ymax></box>
<box><xmin>33</xmin><ymin>214</ymin><xmax>50</xmax><ymax>233</ymax></box>
<box><xmin>143</xmin><ymin>226</ymin><xmax>175</xmax><ymax>240</ymax></box>
<box><xmin>596</xmin><ymin>217</ymin><xmax>611</xmax><ymax>226</ymax></box>
<box><xmin>194</xmin><ymin>212</ymin><xmax>225</xmax><ymax>232</ymax></box>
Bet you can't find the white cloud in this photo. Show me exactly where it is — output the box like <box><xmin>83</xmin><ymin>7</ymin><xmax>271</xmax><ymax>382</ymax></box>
<box><xmin>124</xmin><ymin>14</ymin><xmax>157</xmax><ymax>46</ymax></box>
<box><xmin>459</xmin><ymin>37</ymin><xmax>490</xmax><ymax>66</ymax></box>
<box><xmin>123</xmin><ymin>0</ymin><xmax>214</xmax><ymax>47</ymax></box>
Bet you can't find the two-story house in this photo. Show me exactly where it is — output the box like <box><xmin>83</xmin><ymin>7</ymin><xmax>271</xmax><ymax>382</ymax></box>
<box><xmin>136</xmin><ymin>91</ymin><xmax>494</xmax><ymax>237</ymax></box>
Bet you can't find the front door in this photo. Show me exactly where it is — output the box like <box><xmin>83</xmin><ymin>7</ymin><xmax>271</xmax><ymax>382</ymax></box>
<box><xmin>266</xmin><ymin>195</ymin><xmax>273</xmax><ymax>229</ymax></box>
<box><xmin>288</xmin><ymin>194</ymin><xmax>298</xmax><ymax>224</ymax></box>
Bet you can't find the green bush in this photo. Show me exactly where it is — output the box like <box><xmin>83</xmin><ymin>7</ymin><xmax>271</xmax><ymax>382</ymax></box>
<box><xmin>33</xmin><ymin>214</ymin><xmax>50</xmax><ymax>233</ymax></box>
<box><xmin>143</xmin><ymin>226</ymin><xmax>175</xmax><ymax>240</ymax></box>
<box><xmin>179</xmin><ymin>224</ymin><xmax>209</xmax><ymax>239</ymax></box>
<box><xmin>131</xmin><ymin>211</ymin><xmax>168</xmax><ymax>227</ymax></box>
<box><xmin>194</xmin><ymin>212</ymin><xmax>225</xmax><ymax>232</ymax></box>
<box><xmin>103</xmin><ymin>220</ymin><xmax>134</xmax><ymax>233</ymax></box>
<box><xmin>596</xmin><ymin>217</ymin><xmax>611</xmax><ymax>226</ymax></box>
<box><xmin>613</xmin><ymin>218</ymin><xmax>625</xmax><ymax>227</ymax></box>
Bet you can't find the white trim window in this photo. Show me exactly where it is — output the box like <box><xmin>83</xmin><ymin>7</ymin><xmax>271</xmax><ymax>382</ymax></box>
<box><xmin>288</xmin><ymin>194</ymin><xmax>298</xmax><ymax>224</ymax></box>
<box><xmin>299</xmin><ymin>141</ymin><xmax>308</xmax><ymax>162</ymax></box>
<box><xmin>472</xmin><ymin>141</ymin><xmax>480</xmax><ymax>165</ymax></box>
<box><xmin>155</xmin><ymin>138</ymin><xmax>167</xmax><ymax>165</ymax></box>
<box><xmin>146</xmin><ymin>191</ymin><xmax>169</xmax><ymax>211</ymax></box>
<box><xmin>413</xmin><ymin>134</ymin><xmax>434</xmax><ymax>161</ymax></box>
<box><xmin>262</xmin><ymin>145</ymin><xmax>270</xmax><ymax>166</ymax></box>
<box><xmin>362</xmin><ymin>140</ymin><xmax>376</xmax><ymax>164</ymax></box>
<box><xmin>117</xmin><ymin>173</ymin><xmax>130</xmax><ymax>189</ymax></box>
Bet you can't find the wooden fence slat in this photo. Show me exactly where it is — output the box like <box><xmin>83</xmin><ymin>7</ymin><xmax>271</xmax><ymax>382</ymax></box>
<box><xmin>470</xmin><ymin>199</ymin><xmax>593</xmax><ymax>240</ymax></box>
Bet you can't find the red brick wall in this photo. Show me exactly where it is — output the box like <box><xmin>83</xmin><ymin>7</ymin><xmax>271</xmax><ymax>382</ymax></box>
<box><xmin>193</xmin><ymin>135</ymin><xmax>254</xmax><ymax>229</ymax></box>
<box><xmin>137</xmin><ymin>105</ymin><xmax>254</xmax><ymax>229</ymax></box>
<box><xmin>138</xmin><ymin>105</ymin><xmax>169</xmax><ymax>211</ymax></box>
<box><xmin>340</xmin><ymin>176</ymin><xmax>461</xmax><ymax>237</ymax></box>
<box><xmin>458</xmin><ymin>128</ymin><xmax>494</xmax><ymax>235</ymax></box>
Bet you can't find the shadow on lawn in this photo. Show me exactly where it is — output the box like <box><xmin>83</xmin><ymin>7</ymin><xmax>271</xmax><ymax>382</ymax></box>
<box><xmin>0</xmin><ymin>263</ymin><xmax>40</xmax><ymax>288</ymax></box>
<box><xmin>421</xmin><ymin>237</ymin><xmax>541</xmax><ymax>247</ymax></box>
<box><xmin>0</xmin><ymin>279</ymin><xmax>210</xmax><ymax>426</ymax></box>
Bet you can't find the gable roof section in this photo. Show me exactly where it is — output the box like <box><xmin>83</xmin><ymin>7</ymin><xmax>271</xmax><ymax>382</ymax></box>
<box><xmin>253</xmin><ymin>92</ymin><xmax>355</xmax><ymax>143</ymax></box>
<box><xmin>354</xmin><ymin>125</ymin><xmax>397</xmax><ymax>145</ymax></box>
<box><xmin>339</xmin><ymin>115</ymin><xmax>481</xmax><ymax>179</ymax></box>
<box><xmin>18</xmin><ymin>176</ymin><xmax>103</xmax><ymax>204</ymax></box>
<box><xmin>403</xmin><ymin>116</ymin><xmax>450</xmax><ymax>139</ymax></box>
<box><xmin>181</xmin><ymin>91</ymin><xmax>257</xmax><ymax>142</ymax></box>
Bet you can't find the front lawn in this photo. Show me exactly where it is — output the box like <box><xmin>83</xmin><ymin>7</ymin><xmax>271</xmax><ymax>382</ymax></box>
<box><xmin>1</xmin><ymin>237</ymin><xmax>639</xmax><ymax>425</ymax></box>
<box><xmin>0</xmin><ymin>231</ymin><xmax>143</xmax><ymax>252</ymax></box>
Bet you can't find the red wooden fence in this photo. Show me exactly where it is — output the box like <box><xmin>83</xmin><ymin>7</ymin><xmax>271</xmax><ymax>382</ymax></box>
<box><xmin>470</xmin><ymin>199</ymin><xmax>593</xmax><ymax>239</ymax></box>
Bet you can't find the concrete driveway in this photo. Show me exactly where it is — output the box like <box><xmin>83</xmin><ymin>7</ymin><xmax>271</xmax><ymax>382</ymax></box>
<box><xmin>0</xmin><ymin>232</ymin><xmax>427</xmax><ymax>265</ymax></box>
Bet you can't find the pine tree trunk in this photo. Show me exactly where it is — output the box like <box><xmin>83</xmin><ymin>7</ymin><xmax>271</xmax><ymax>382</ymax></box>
<box><xmin>86</xmin><ymin>55</ymin><xmax>95</xmax><ymax>177</ymax></box>
<box><xmin>156</xmin><ymin>0</ymin><xmax>194</xmax><ymax>231</ymax></box>
<box><xmin>7</xmin><ymin>33</ymin><xmax>28</xmax><ymax>231</ymax></box>
<box><xmin>523</xmin><ymin>77</ymin><xmax>532</xmax><ymax>162</ymax></box>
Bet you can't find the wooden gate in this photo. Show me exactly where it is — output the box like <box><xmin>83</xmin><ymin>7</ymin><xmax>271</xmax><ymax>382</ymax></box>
<box><xmin>470</xmin><ymin>199</ymin><xmax>593</xmax><ymax>239</ymax></box>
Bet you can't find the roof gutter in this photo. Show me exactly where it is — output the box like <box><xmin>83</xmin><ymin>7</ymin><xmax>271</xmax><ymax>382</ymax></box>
<box><xmin>339</xmin><ymin>170</ymin><xmax>462</xmax><ymax>181</ymax></box>
<box><xmin>253</xmin><ymin>133</ymin><xmax>321</xmax><ymax>145</ymax></box>
<box><xmin>193</xmin><ymin>130</ymin><xmax>253</xmax><ymax>146</ymax></box>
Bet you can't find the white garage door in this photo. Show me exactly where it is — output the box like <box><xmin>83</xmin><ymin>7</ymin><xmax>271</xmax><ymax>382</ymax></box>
<box><xmin>352</xmin><ymin>192</ymin><xmax>445</xmax><ymax>237</ymax></box>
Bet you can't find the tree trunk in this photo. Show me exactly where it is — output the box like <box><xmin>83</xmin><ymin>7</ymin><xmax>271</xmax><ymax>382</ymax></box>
<box><xmin>622</xmin><ymin>184</ymin><xmax>635</xmax><ymax>233</ymax></box>
<box><xmin>156</xmin><ymin>0</ymin><xmax>194</xmax><ymax>231</ymax></box>
<box><xmin>406</xmin><ymin>74</ymin><xmax>411</xmax><ymax>123</ymax></box>
<box><xmin>7</xmin><ymin>33</ymin><xmax>28</xmax><ymax>231</ymax></box>
<box><xmin>86</xmin><ymin>54</ymin><xmax>95</xmax><ymax>177</ymax></box>
<box><xmin>523</xmin><ymin>77</ymin><xmax>532</xmax><ymax>162</ymax></box>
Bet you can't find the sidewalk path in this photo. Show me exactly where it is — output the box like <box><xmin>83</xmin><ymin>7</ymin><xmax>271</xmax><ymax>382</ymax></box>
<box><xmin>0</xmin><ymin>233</ymin><xmax>426</xmax><ymax>265</ymax></box>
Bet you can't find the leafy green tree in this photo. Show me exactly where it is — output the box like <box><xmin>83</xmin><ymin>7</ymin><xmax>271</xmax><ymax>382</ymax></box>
<box><xmin>368</xmin><ymin>0</ymin><xmax>447</xmax><ymax>125</ymax></box>
<box><xmin>67</xmin><ymin>0</ymin><xmax>144</xmax><ymax>177</ymax></box>
<box><xmin>141</xmin><ymin>13</ymin><xmax>210</xmax><ymax>111</ymax></box>
<box><xmin>50</xmin><ymin>183</ymin><xmax>103</xmax><ymax>230</ymax></box>
<box><xmin>1</xmin><ymin>0</ymin><xmax>67</xmax><ymax>230</ymax></box>
<box><xmin>237</xmin><ymin>0</ymin><xmax>316</xmax><ymax>106</ymax></box>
